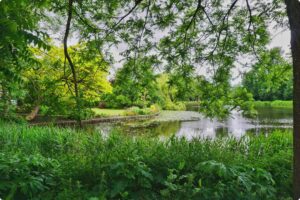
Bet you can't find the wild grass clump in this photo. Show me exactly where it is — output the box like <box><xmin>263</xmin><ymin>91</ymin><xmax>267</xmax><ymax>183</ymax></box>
<box><xmin>254</xmin><ymin>100</ymin><xmax>292</xmax><ymax>108</ymax></box>
<box><xmin>124</xmin><ymin>105</ymin><xmax>160</xmax><ymax>116</ymax></box>
<box><xmin>163</xmin><ymin>100</ymin><xmax>186</xmax><ymax>111</ymax></box>
<box><xmin>0</xmin><ymin>122</ymin><xmax>292</xmax><ymax>199</ymax></box>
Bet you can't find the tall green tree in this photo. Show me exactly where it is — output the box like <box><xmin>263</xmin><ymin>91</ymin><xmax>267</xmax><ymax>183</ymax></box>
<box><xmin>23</xmin><ymin>44</ymin><xmax>111</xmax><ymax>118</ymax></box>
<box><xmin>105</xmin><ymin>56</ymin><xmax>160</xmax><ymax>108</ymax></box>
<box><xmin>243</xmin><ymin>48</ymin><xmax>292</xmax><ymax>101</ymax></box>
<box><xmin>0</xmin><ymin>0</ymin><xmax>49</xmax><ymax>119</ymax></box>
<box><xmin>285</xmin><ymin>1</ymin><xmax>300</xmax><ymax>197</ymax></box>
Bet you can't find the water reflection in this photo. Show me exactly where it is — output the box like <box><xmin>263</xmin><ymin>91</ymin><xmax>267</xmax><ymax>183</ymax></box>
<box><xmin>176</xmin><ymin>109</ymin><xmax>292</xmax><ymax>139</ymax></box>
<box><xmin>120</xmin><ymin>121</ymin><xmax>181</xmax><ymax>137</ymax></box>
<box><xmin>93</xmin><ymin>107</ymin><xmax>293</xmax><ymax>139</ymax></box>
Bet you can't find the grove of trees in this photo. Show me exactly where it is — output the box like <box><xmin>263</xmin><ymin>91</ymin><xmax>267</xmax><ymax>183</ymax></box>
<box><xmin>243</xmin><ymin>48</ymin><xmax>292</xmax><ymax>101</ymax></box>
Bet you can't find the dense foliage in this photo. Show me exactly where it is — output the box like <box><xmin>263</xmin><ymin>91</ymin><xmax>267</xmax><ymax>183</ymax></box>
<box><xmin>243</xmin><ymin>48</ymin><xmax>292</xmax><ymax>101</ymax></box>
<box><xmin>104</xmin><ymin>71</ymin><xmax>191</xmax><ymax>111</ymax></box>
<box><xmin>0</xmin><ymin>0</ymin><xmax>291</xmax><ymax>121</ymax></box>
<box><xmin>0</xmin><ymin>0</ymin><xmax>49</xmax><ymax>120</ymax></box>
<box><xmin>103</xmin><ymin>56</ymin><xmax>160</xmax><ymax>108</ymax></box>
<box><xmin>22</xmin><ymin>44</ymin><xmax>111</xmax><ymax>118</ymax></box>
<box><xmin>253</xmin><ymin>100</ymin><xmax>293</xmax><ymax>108</ymax></box>
<box><xmin>0</xmin><ymin>122</ymin><xmax>292</xmax><ymax>199</ymax></box>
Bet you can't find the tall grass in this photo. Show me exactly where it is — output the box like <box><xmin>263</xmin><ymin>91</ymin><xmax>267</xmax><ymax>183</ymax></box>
<box><xmin>0</xmin><ymin>122</ymin><xmax>292</xmax><ymax>199</ymax></box>
<box><xmin>254</xmin><ymin>100</ymin><xmax>293</xmax><ymax>108</ymax></box>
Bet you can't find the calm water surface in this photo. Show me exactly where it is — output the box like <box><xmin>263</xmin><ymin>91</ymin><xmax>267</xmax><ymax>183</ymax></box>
<box><xmin>93</xmin><ymin>106</ymin><xmax>293</xmax><ymax>139</ymax></box>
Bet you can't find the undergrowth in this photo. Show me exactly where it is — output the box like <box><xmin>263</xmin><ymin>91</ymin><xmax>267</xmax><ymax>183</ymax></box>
<box><xmin>0</xmin><ymin>122</ymin><xmax>292</xmax><ymax>199</ymax></box>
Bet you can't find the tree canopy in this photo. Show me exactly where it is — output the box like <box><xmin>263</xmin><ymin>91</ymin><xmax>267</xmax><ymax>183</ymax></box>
<box><xmin>0</xmin><ymin>0</ymin><xmax>289</xmax><ymax>119</ymax></box>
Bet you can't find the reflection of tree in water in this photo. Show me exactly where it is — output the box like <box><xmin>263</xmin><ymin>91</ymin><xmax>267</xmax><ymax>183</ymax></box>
<box><xmin>91</xmin><ymin>107</ymin><xmax>293</xmax><ymax>139</ymax></box>
<box><xmin>152</xmin><ymin>121</ymin><xmax>181</xmax><ymax>137</ymax></box>
<box><xmin>215</xmin><ymin>128</ymin><xmax>229</xmax><ymax>138</ymax></box>
<box><xmin>256</xmin><ymin>107</ymin><xmax>293</xmax><ymax>121</ymax></box>
<box><xmin>121</xmin><ymin>121</ymin><xmax>181</xmax><ymax>137</ymax></box>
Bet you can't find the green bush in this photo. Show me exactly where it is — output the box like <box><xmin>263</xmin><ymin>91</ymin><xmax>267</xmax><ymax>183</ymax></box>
<box><xmin>124</xmin><ymin>105</ymin><xmax>160</xmax><ymax>116</ymax></box>
<box><xmin>0</xmin><ymin>122</ymin><xmax>292</xmax><ymax>199</ymax></box>
<box><xmin>163</xmin><ymin>100</ymin><xmax>186</xmax><ymax>111</ymax></box>
<box><xmin>0</xmin><ymin>153</ymin><xmax>60</xmax><ymax>199</ymax></box>
<box><xmin>184</xmin><ymin>101</ymin><xmax>200</xmax><ymax>107</ymax></box>
<box><xmin>149</xmin><ymin>104</ymin><xmax>160</xmax><ymax>113</ymax></box>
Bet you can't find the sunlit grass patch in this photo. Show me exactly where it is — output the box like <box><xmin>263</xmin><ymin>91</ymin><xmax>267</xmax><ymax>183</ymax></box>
<box><xmin>254</xmin><ymin>100</ymin><xmax>292</xmax><ymax>108</ymax></box>
<box><xmin>92</xmin><ymin>108</ymin><xmax>126</xmax><ymax>117</ymax></box>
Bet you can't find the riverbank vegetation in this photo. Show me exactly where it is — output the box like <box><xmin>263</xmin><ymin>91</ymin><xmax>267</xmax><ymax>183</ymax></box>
<box><xmin>253</xmin><ymin>100</ymin><xmax>293</xmax><ymax>109</ymax></box>
<box><xmin>0</xmin><ymin>122</ymin><xmax>292</xmax><ymax>199</ymax></box>
<box><xmin>241</xmin><ymin>48</ymin><xmax>293</xmax><ymax>113</ymax></box>
<box><xmin>92</xmin><ymin>105</ymin><xmax>160</xmax><ymax>118</ymax></box>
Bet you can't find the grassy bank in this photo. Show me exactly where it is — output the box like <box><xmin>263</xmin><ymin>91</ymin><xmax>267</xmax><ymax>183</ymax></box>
<box><xmin>92</xmin><ymin>108</ymin><xmax>125</xmax><ymax>117</ymax></box>
<box><xmin>92</xmin><ymin>105</ymin><xmax>160</xmax><ymax>118</ymax></box>
<box><xmin>0</xmin><ymin>122</ymin><xmax>292</xmax><ymax>199</ymax></box>
<box><xmin>184</xmin><ymin>101</ymin><xmax>200</xmax><ymax>107</ymax></box>
<box><xmin>254</xmin><ymin>100</ymin><xmax>292</xmax><ymax>108</ymax></box>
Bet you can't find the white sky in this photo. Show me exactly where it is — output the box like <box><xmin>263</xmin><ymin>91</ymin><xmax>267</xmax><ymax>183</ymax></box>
<box><xmin>270</xmin><ymin>30</ymin><xmax>291</xmax><ymax>55</ymax></box>
<box><xmin>230</xmin><ymin>28</ymin><xmax>291</xmax><ymax>85</ymax></box>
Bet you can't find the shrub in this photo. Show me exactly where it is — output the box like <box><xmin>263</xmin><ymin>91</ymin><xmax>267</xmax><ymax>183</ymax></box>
<box><xmin>124</xmin><ymin>105</ymin><xmax>160</xmax><ymax>116</ymax></box>
<box><xmin>163</xmin><ymin>100</ymin><xmax>186</xmax><ymax>111</ymax></box>
<box><xmin>67</xmin><ymin>108</ymin><xmax>96</xmax><ymax>120</ymax></box>
<box><xmin>149</xmin><ymin>104</ymin><xmax>160</xmax><ymax>113</ymax></box>
<box><xmin>0</xmin><ymin>153</ymin><xmax>60</xmax><ymax>199</ymax></box>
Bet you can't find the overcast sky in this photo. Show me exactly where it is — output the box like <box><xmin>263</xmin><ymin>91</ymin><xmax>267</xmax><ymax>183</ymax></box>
<box><xmin>230</xmin><ymin>28</ymin><xmax>291</xmax><ymax>85</ymax></box>
<box><xmin>270</xmin><ymin>29</ymin><xmax>290</xmax><ymax>55</ymax></box>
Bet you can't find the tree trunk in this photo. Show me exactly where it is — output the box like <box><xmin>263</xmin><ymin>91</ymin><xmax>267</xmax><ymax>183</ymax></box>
<box><xmin>63</xmin><ymin>0</ymin><xmax>82</xmax><ymax>127</ymax></box>
<box><xmin>1</xmin><ymin>84</ymin><xmax>8</xmax><ymax>117</ymax></box>
<box><xmin>26</xmin><ymin>105</ymin><xmax>40</xmax><ymax>121</ymax></box>
<box><xmin>285</xmin><ymin>0</ymin><xmax>300</xmax><ymax>199</ymax></box>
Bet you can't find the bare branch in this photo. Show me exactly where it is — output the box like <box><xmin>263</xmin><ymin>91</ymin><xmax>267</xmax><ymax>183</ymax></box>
<box><xmin>246</xmin><ymin>0</ymin><xmax>253</xmax><ymax>32</ymax></box>
<box><xmin>211</xmin><ymin>0</ymin><xmax>239</xmax><ymax>57</ymax></box>
<box><xmin>133</xmin><ymin>0</ymin><xmax>151</xmax><ymax>67</ymax></box>
<box><xmin>137</xmin><ymin>0</ymin><xmax>151</xmax><ymax>49</ymax></box>
<box><xmin>111</xmin><ymin>0</ymin><xmax>143</xmax><ymax>31</ymax></box>
<box><xmin>63</xmin><ymin>0</ymin><xmax>82</xmax><ymax>126</ymax></box>
<box><xmin>201</xmin><ymin>2</ymin><xmax>214</xmax><ymax>26</ymax></box>
<box><xmin>245</xmin><ymin>0</ymin><xmax>260</xmax><ymax>61</ymax></box>
<box><xmin>185</xmin><ymin>0</ymin><xmax>202</xmax><ymax>34</ymax></box>
<box><xmin>182</xmin><ymin>0</ymin><xmax>203</xmax><ymax>51</ymax></box>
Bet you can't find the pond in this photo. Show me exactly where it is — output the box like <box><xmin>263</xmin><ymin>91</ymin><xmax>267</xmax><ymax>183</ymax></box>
<box><xmin>91</xmin><ymin>106</ymin><xmax>293</xmax><ymax>139</ymax></box>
